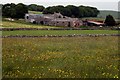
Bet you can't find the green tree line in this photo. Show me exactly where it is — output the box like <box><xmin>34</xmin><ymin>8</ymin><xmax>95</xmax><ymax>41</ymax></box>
<box><xmin>2</xmin><ymin>3</ymin><xmax>45</xmax><ymax>19</ymax></box>
<box><xmin>43</xmin><ymin>5</ymin><xmax>99</xmax><ymax>18</ymax></box>
<box><xmin>2</xmin><ymin>3</ymin><xmax>99</xmax><ymax>19</ymax></box>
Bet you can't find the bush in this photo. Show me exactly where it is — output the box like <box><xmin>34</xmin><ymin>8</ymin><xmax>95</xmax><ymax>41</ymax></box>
<box><xmin>104</xmin><ymin>15</ymin><xmax>116</xmax><ymax>26</ymax></box>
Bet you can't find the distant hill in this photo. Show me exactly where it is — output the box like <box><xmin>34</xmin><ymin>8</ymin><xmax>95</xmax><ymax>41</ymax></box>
<box><xmin>97</xmin><ymin>10</ymin><xmax>119</xmax><ymax>19</ymax></box>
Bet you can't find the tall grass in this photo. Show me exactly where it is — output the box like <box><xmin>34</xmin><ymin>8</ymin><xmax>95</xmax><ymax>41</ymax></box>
<box><xmin>2</xmin><ymin>36</ymin><xmax>119</xmax><ymax>78</ymax></box>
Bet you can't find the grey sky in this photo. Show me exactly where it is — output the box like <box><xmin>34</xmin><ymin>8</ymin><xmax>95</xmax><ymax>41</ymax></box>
<box><xmin>1</xmin><ymin>0</ymin><xmax>120</xmax><ymax>11</ymax></box>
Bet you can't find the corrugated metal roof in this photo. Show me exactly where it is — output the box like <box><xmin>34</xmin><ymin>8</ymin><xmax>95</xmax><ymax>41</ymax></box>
<box><xmin>88</xmin><ymin>21</ymin><xmax>104</xmax><ymax>25</ymax></box>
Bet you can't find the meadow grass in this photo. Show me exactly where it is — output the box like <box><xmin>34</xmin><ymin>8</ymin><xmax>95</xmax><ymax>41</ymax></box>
<box><xmin>28</xmin><ymin>11</ymin><xmax>43</xmax><ymax>14</ymax></box>
<box><xmin>2</xmin><ymin>30</ymin><xmax>118</xmax><ymax>36</ymax></box>
<box><xmin>2</xmin><ymin>36</ymin><xmax>119</xmax><ymax>78</ymax></box>
<box><xmin>2</xmin><ymin>20</ymin><xmax>60</xmax><ymax>28</ymax></box>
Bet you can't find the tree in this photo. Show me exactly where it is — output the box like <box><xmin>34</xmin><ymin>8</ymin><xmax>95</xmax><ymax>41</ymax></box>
<box><xmin>78</xmin><ymin>6</ymin><xmax>99</xmax><ymax>18</ymax></box>
<box><xmin>66</xmin><ymin>5</ymin><xmax>79</xmax><ymax>18</ymax></box>
<box><xmin>9</xmin><ymin>3</ymin><xmax>16</xmax><ymax>18</ymax></box>
<box><xmin>28</xmin><ymin>4</ymin><xmax>38</xmax><ymax>11</ymax></box>
<box><xmin>104</xmin><ymin>15</ymin><xmax>116</xmax><ymax>26</ymax></box>
<box><xmin>15</xmin><ymin>3</ymin><xmax>28</xmax><ymax>19</ymax></box>
<box><xmin>43</xmin><ymin>7</ymin><xmax>53</xmax><ymax>14</ymax></box>
<box><xmin>37</xmin><ymin>5</ymin><xmax>45</xmax><ymax>12</ymax></box>
<box><xmin>2</xmin><ymin>3</ymin><xmax>17</xmax><ymax>18</ymax></box>
<box><xmin>62</xmin><ymin>7</ymin><xmax>71</xmax><ymax>17</ymax></box>
<box><xmin>78</xmin><ymin>6</ymin><xmax>85</xmax><ymax>18</ymax></box>
<box><xmin>28</xmin><ymin>4</ymin><xmax>45</xmax><ymax>12</ymax></box>
<box><xmin>2</xmin><ymin>3</ymin><xmax>28</xmax><ymax>19</ymax></box>
<box><xmin>2</xmin><ymin>3</ymin><xmax>12</xmax><ymax>17</ymax></box>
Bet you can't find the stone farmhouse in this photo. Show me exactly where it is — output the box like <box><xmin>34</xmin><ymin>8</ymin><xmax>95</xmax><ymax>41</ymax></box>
<box><xmin>25</xmin><ymin>12</ymin><xmax>83</xmax><ymax>27</ymax></box>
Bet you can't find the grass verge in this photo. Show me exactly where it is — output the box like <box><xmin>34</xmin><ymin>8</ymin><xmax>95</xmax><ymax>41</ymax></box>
<box><xmin>2</xmin><ymin>30</ymin><xmax>118</xmax><ymax>36</ymax></box>
<box><xmin>2</xmin><ymin>20</ymin><xmax>60</xmax><ymax>28</ymax></box>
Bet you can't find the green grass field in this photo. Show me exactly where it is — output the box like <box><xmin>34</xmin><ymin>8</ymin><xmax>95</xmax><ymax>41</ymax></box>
<box><xmin>2</xmin><ymin>30</ymin><xmax>118</xmax><ymax>36</ymax></box>
<box><xmin>28</xmin><ymin>11</ymin><xmax>43</xmax><ymax>14</ymax></box>
<box><xmin>2</xmin><ymin>20</ymin><xmax>60</xmax><ymax>28</ymax></box>
<box><xmin>2</xmin><ymin>37</ymin><xmax>119</xmax><ymax>78</ymax></box>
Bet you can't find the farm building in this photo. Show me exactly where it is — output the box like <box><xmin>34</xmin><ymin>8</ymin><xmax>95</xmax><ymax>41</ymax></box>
<box><xmin>83</xmin><ymin>19</ymin><xmax>105</xmax><ymax>26</ymax></box>
<box><xmin>87</xmin><ymin>21</ymin><xmax>104</xmax><ymax>26</ymax></box>
<box><xmin>25</xmin><ymin>13</ymin><xmax>83</xmax><ymax>27</ymax></box>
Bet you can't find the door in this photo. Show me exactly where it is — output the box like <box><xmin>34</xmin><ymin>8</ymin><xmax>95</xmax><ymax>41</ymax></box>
<box><xmin>68</xmin><ymin>22</ymin><xmax>71</xmax><ymax>27</ymax></box>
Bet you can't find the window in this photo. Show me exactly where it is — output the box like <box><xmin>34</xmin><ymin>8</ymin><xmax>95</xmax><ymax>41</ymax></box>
<box><xmin>40</xmin><ymin>21</ymin><xmax>44</xmax><ymax>25</ymax></box>
<box><xmin>26</xmin><ymin>16</ymin><xmax>29</xmax><ymax>19</ymax></box>
<box><xmin>58</xmin><ymin>16</ymin><xmax>61</xmax><ymax>18</ymax></box>
<box><xmin>63</xmin><ymin>16</ymin><xmax>66</xmax><ymax>18</ymax></box>
<box><xmin>33</xmin><ymin>21</ymin><xmax>36</xmax><ymax>24</ymax></box>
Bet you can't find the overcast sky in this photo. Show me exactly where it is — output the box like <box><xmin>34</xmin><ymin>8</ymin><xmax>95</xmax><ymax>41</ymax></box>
<box><xmin>0</xmin><ymin>0</ymin><xmax>120</xmax><ymax>11</ymax></box>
